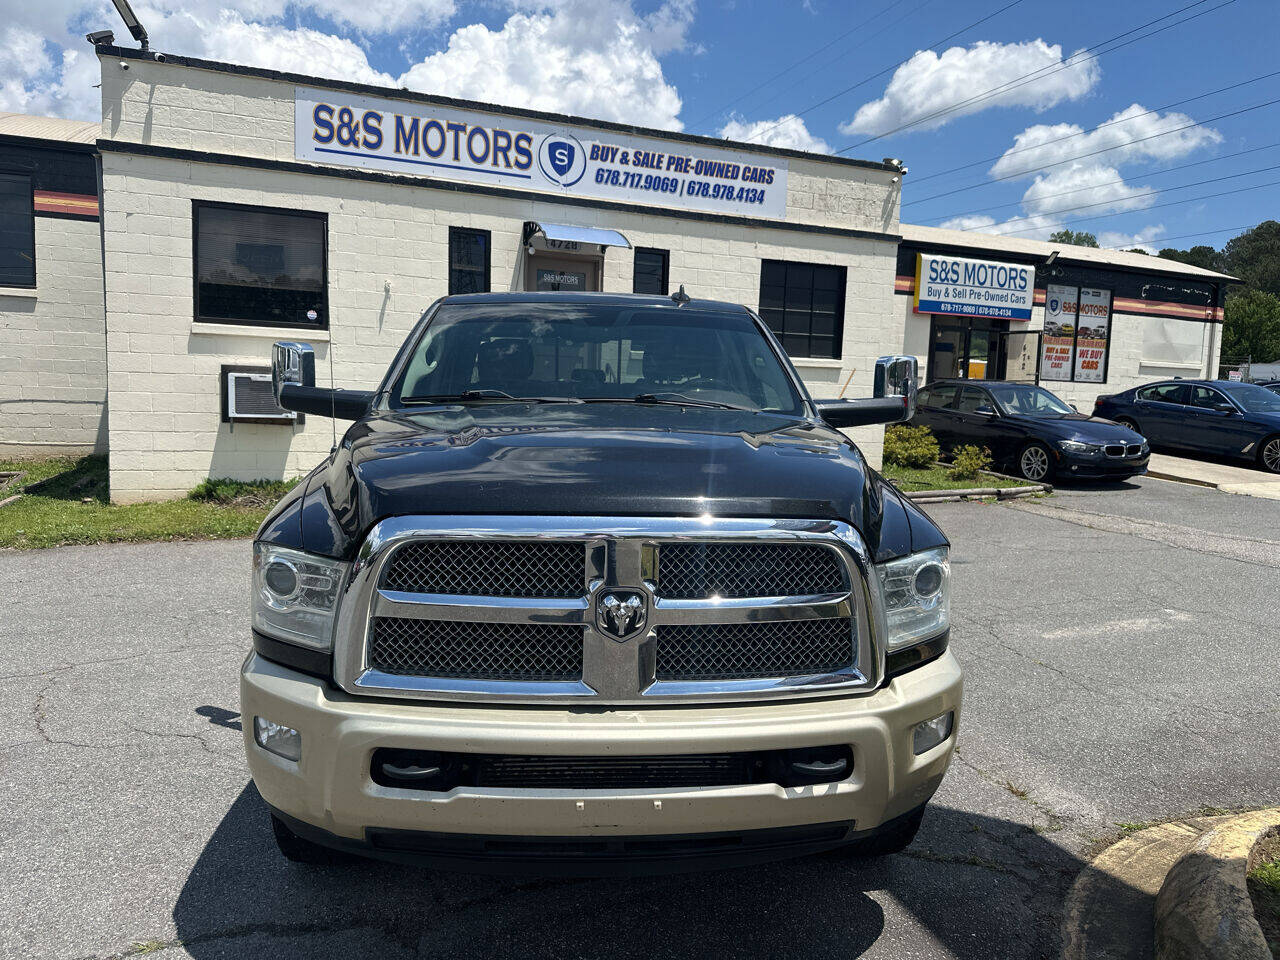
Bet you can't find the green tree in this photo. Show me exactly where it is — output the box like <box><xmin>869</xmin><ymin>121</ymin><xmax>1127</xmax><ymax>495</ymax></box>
<box><xmin>1221</xmin><ymin>288</ymin><xmax>1280</xmax><ymax>363</ymax></box>
<box><xmin>1158</xmin><ymin>244</ymin><xmax>1222</xmax><ymax>272</ymax></box>
<box><xmin>1048</xmin><ymin>229</ymin><xmax>1099</xmax><ymax>247</ymax></box>
<box><xmin>1221</xmin><ymin>220</ymin><xmax>1280</xmax><ymax>296</ymax></box>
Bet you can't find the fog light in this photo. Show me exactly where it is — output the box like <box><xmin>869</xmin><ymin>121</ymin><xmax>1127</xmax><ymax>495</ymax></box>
<box><xmin>254</xmin><ymin>717</ymin><xmax>301</xmax><ymax>762</ymax></box>
<box><xmin>913</xmin><ymin>711</ymin><xmax>954</xmax><ymax>755</ymax></box>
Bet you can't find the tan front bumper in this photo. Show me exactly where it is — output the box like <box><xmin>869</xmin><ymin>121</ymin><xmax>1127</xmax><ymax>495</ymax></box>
<box><xmin>240</xmin><ymin>650</ymin><xmax>962</xmax><ymax>842</ymax></box>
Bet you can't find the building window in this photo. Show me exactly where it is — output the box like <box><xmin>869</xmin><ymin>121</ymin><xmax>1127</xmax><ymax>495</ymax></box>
<box><xmin>194</xmin><ymin>201</ymin><xmax>327</xmax><ymax>328</ymax></box>
<box><xmin>0</xmin><ymin>173</ymin><xmax>35</xmax><ymax>288</ymax></box>
<box><xmin>632</xmin><ymin>247</ymin><xmax>669</xmax><ymax>295</ymax></box>
<box><xmin>758</xmin><ymin>259</ymin><xmax>846</xmax><ymax>359</ymax></box>
<box><xmin>1040</xmin><ymin>283</ymin><xmax>1111</xmax><ymax>383</ymax></box>
<box><xmin>449</xmin><ymin>227</ymin><xmax>490</xmax><ymax>294</ymax></box>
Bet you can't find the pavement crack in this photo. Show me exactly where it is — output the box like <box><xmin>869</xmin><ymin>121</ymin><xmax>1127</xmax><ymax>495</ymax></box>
<box><xmin>951</xmin><ymin>750</ymin><xmax>1073</xmax><ymax>837</ymax></box>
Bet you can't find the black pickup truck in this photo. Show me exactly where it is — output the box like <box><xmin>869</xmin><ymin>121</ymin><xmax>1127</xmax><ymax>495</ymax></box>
<box><xmin>242</xmin><ymin>291</ymin><xmax>961</xmax><ymax>875</ymax></box>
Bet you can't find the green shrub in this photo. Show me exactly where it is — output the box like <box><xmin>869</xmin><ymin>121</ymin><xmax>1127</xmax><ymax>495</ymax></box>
<box><xmin>884</xmin><ymin>424</ymin><xmax>940</xmax><ymax>470</ymax></box>
<box><xmin>188</xmin><ymin>476</ymin><xmax>300</xmax><ymax>507</ymax></box>
<box><xmin>948</xmin><ymin>445</ymin><xmax>992</xmax><ymax>482</ymax></box>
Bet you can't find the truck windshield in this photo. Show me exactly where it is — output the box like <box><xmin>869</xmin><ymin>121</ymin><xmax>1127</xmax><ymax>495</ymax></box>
<box><xmin>391</xmin><ymin>301</ymin><xmax>806</xmax><ymax>416</ymax></box>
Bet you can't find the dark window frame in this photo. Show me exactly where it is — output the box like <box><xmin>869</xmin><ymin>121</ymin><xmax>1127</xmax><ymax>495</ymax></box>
<box><xmin>192</xmin><ymin>199</ymin><xmax>329</xmax><ymax>330</ymax></box>
<box><xmin>757</xmin><ymin>259</ymin><xmax>846</xmax><ymax>360</ymax></box>
<box><xmin>448</xmin><ymin>226</ymin><xmax>491</xmax><ymax>295</ymax></box>
<box><xmin>632</xmin><ymin>246</ymin><xmax>669</xmax><ymax>295</ymax></box>
<box><xmin>0</xmin><ymin>171</ymin><xmax>36</xmax><ymax>289</ymax></box>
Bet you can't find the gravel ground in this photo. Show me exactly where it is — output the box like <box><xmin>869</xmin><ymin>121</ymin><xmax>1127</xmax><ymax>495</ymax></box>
<box><xmin>2</xmin><ymin>476</ymin><xmax>1277</xmax><ymax>960</ymax></box>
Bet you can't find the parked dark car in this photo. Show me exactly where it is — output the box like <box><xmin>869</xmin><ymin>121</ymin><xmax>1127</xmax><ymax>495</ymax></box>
<box><xmin>1258</xmin><ymin>380</ymin><xmax>1280</xmax><ymax>395</ymax></box>
<box><xmin>1094</xmin><ymin>379</ymin><xmax>1280</xmax><ymax>473</ymax></box>
<box><xmin>911</xmin><ymin>379</ymin><xmax>1149</xmax><ymax>482</ymax></box>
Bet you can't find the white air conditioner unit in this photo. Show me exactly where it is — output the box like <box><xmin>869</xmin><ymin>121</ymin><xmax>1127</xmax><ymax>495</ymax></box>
<box><xmin>225</xmin><ymin>370</ymin><xmax>296</xmax><ymax>423</ymax></box>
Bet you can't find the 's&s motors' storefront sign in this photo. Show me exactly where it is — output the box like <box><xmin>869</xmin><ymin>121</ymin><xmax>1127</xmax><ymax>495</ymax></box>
<box><xmin>294</xmin><ymin>87</ymin><xmax>788</xmax><ymax>219</ymax></box>
<box><xmin>913</xmin><ymin>253</ymin><xmax>1034</xmax><ymax>321</ymax></box>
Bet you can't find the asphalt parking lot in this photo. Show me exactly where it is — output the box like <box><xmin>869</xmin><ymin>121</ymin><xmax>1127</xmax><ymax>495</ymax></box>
<box><xmin>4</xmin><ymin>476</ymin><xmax>1278</xmax><ymax>960</ymax></box>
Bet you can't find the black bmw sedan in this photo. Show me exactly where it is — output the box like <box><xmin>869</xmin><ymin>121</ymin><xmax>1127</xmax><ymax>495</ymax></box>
<box><xmin>1094</xmin><ymin>379</ymin><xmax>1280</xmax><ymax>473</ymax></box>
<box><xmin>911</xmin><ymin>380</ymin><xmax>1149</xmax><ymax>482</ymax></box>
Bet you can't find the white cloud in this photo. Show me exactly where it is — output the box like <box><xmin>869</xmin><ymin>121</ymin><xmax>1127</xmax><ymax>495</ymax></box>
<box><xmin>5</xmin><ymin>0</ymin><xmax>692</xmax><ymax>131</ymax></box>
<box><xmin>938</xmin><ymin>211</ymin><xmax>1064</xmax><ymax>241</ymax></box>
<box><xmin>717</xmin><ymin>114</ymin><xmax>829</xmax><ymax>153</ymax></box>
<box><xmin>1019</xmin><ymin>163</ymin><xmax>1152</xmax><ymax>219</ymax></box>
<box><xmin>399</xmin><ymin>0</ymin><xmax>694</xmax><ymax>130</ymax></box>
<box><xmin>989</xmin><ymin>104</ymin><xmax>1222</xmax><ymax>179</ymax></box>
<box><xmin>1098</xmin><ymin>225</ymin><xmax>1165</xmax><ymax>253</ymax></box>
<box><xmin>840</xmin><ymin>39</ymin><xmax>1099</xmax><ymax>137</ymax></box>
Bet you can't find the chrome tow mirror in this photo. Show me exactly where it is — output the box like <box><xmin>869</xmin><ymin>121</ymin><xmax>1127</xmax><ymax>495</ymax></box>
<box><xmin>814</xmin><ymin>355</ymin><xmax>920</xmax><ymax>428</ymax></box>
<box><xmin>873</xmin><ymin>355</ymin><xmax>919</xmax><ymax>421</ymax></box>
<box><xmin>272</xmin><ymin>341</ymin><xmax>316</xmax><ymax>406</ymax></box>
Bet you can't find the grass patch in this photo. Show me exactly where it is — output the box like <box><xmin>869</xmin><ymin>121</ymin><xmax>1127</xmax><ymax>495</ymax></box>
<box><xmin>0</xmin><ymin>455</ymin><xmax>298</xmax><ymax>550</ymax></box>
<box><xmin>883</xmin><ymin>463</ymin><xmax>1038</xmax><ymax>492</ymax></box>
<box><xmin>1249</xmin><ymin>832</ymin><xmax>1280</xmax><ymax>957</ymax></box>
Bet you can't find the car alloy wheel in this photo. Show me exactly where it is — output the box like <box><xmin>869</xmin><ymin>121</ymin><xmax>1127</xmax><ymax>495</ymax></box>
<box><xmin>1262</xmin><ymin>437</ymin><xmax>1280</xmax><ymax>474</ymax></box>
<box><xmin>1116</xmin><ymin>418</ymin><xmax>1139</xmax><ymax>432</ymax></box>
<box><xmin>1019</xmin><ymin>444</ymin><xmax>1051</xmax><ymax>481</ymax></box>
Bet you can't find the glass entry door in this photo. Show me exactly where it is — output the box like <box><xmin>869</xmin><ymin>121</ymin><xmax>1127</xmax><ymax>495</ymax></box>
<box><xmin>525</xmin><ymin>254</ymin><xmax>600</xmax><ymax>292</ymax></box>
<box><xmin>927</xmin><ymin>317</ymin><xmax>1010</xmax><ymax>381</ymax></box>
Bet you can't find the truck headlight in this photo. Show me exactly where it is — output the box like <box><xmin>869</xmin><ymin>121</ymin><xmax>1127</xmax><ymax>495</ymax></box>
<box><xmin>252</xmin><ymin>543</ymin><xmax>349</xmax><ymax>650</ymax></box>
<box><xmin>876</xmin><ymin>546</ymin><xmax>950</xmax><ymax>652</ymax></box>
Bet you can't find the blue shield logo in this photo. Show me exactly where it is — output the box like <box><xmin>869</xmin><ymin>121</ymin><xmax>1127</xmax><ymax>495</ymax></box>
<box><xmin>548</xmin><ymin>141</ymin><xmax>576</xmax><ymax>177</ymax></box>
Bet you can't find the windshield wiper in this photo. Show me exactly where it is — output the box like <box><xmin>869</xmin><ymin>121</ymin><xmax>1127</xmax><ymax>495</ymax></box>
<box><xmin>630</xmin><ymin>392</ymin><xmax>748</xmax><ymax>410</ymax></box>
<box><xmin>400</xmin><ymin>390</ymin><xmax>581</xmax><ymax>405</ymax></box>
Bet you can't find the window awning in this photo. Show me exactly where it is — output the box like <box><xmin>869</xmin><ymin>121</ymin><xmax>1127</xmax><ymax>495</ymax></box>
<box><xmin>526</xmin><ymin>221</ymin><xmax>632</xmax><ymax>249</ymax></box>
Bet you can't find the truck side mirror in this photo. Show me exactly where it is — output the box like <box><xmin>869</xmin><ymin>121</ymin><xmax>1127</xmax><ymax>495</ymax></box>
<box><xmin>814</xmin><ymin>355</ymin><xmax>919</xmax><ymax>428</ymax></box>
<box><xmin>272</xmin><ymin>341</ymin><xmax>316</xmax><ymax>405</ymax></box>
<box><xmin>271</xmin><ymin>341</ymin><xmax>374</xmax><ymax>421</ymax></box>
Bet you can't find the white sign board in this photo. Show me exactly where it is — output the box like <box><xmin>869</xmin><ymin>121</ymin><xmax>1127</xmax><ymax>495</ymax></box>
<box><xmin>913</xmin><ymin>253</ymin><xmax>1034</xmax><ymax>321</ymax></box>
<box><xmin>294</xmin><ymin>87</ymin><xmax>788</xmax><ymax>219</ymax></box>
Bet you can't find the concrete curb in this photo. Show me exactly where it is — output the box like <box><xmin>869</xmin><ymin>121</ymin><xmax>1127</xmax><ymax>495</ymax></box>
<box><xmin>1155</xmin><ymin>808</ymin><xmax>1279</xmax><ymax>960</ymax></box>
<box><xmin>1062</xmin><ymin>816</ymin><xmax>1232</xmax><ymax>960</ymax></box>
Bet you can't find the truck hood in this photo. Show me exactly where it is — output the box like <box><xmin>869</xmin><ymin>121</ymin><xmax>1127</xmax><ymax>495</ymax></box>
<box><xmin>260</xmin><ymin>403</ymin><xmax>946</xmax><ymax>561</ymax></box>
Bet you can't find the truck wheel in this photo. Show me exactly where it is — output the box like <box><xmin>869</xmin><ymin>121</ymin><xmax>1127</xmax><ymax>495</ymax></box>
<box><xmin>270</xmin><ymin>813</ymin><xmax>351</xmax><ymax>865</ymax></box>
<box><xmin>840</xmin><ymin>805</ymin><xmax>926</xmax><ymax>858</ymax></box>
<box><xmin>1259</xmin><ymin>435</ymin><xmax>1280</xmax><ymax>474</ymax></box>
<box><xmin>1017</xmin><ymin>442</ymin><xmax>1053</xmax><ymax>482</ymax></box>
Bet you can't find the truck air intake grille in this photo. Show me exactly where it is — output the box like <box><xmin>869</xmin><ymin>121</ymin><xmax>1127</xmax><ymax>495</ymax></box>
<box><xmin>654</xmin><ymin>618</ymin><xmax>854</xmax><ymax>680</ymax></box>
<box><xmin>382</xmin><ymin>540</ymin><xmax>585</xmax><ymax>597</ymax></box>
<box><xmin>368</xmin><ymin>617</ymin><xmax>583</xmax><ymax>681</ymax></box>
<box><xmin>656</xmin><ymin>542</ymin><xmax>846</xmax><ymax>598</ymax></box>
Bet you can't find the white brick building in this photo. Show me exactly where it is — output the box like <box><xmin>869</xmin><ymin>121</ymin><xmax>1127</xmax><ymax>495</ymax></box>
<box><xmin>0</xmin><ymin>46</ymin><xmax>1235</xmax><ymax>500</ymax></box>
<box><xmin>0</xmin><ymin>114</ymin><xmax>106</xmax><ymax>457</ymax></box>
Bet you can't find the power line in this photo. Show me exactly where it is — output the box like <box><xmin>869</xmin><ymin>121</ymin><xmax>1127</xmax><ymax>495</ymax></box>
<box><xmin>907</xmin><ymin>69</ymin><xmax>1280</xmax><ymax>187</ymax></box>
<box><xmin>689</xmin><ymin>0</ymin><xmax>905</xmax><ymax>129</ymax></box>
<box><xmin>838</xmin><ymin>0</ymin><xmax>1231</xmax><ymax>154</ymax></box>
<box><xmin>1100</xmin><ymin>223</ymin><xmax>1257</xmax><ymax>249</ymax></box>
<box><xmin>739</xmin><ymin>0</ymin><xmax>1029</xmax><ymax>145</ymax></box>
<box><xmin>922</xmin><ymin>141</ymin><xmax>1280</xmax><ymax>224</ymax></box>
<box><xmin>723</xmin><ymin>0</ymin><xmax>939</xmax><ymax>126</ymax></box>
<box><xmin>970</xmin><ymin>175</ymin><xmax>1280</xmax><ymax>238</ymax></box>
<box><xmin>906</xmin><ymin>95</ymin><xmax>1280</xmax><ymax>206</ymax></box>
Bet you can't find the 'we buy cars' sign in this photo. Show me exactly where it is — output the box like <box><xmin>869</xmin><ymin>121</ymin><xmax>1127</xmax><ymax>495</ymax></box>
<box><xmin>293</xmin><ymin>87</ymin><xmax>788</xmax><ymax>219</ymax></box>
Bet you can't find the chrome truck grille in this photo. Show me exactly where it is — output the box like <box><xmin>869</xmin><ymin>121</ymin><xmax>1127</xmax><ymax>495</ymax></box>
<box><xmin>333</xmin><ymin>517</ymin><xmax>881</xmax><ymax>704</ymax></box>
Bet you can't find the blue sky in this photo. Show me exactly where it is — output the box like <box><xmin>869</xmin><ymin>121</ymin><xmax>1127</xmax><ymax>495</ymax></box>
<box><xmin>6</xmin><ymin>0</ymin><xmax>1277</xmax><ymax>252</ymax></box>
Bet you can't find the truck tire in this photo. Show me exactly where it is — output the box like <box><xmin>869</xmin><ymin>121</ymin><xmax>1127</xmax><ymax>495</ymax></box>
<box><xmin>270</xmin><ymin>813</ymin><xmax>351</xmax><ymax>865</ymax></box>
<box><xmin>839</xmin><ymin>805</ymin><xmax>926</xmax><ymax>858</ymax></box>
